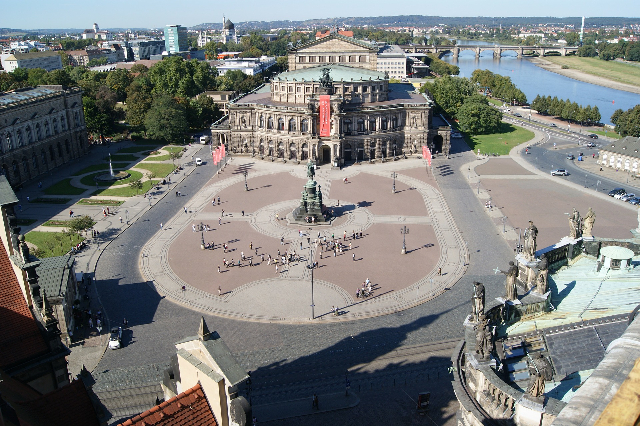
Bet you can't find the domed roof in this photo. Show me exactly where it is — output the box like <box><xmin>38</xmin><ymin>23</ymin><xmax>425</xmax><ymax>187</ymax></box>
<box><xmin>224</xmin><ymin>19</ymin><xmax>234</xmax><ymax>30</ymax></box>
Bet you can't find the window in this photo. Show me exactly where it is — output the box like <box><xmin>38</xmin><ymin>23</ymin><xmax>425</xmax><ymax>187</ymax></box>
<box><xmin>74</xmin><ymin>111</ymin><xmax>80</xmax><ymax>127</ymax></box>
<box><xmin>36</xmin><ymin>123</ymin><xmax>42</xmax><ymax>140</ymax></box>
<box><xmin>12</xmin><ymin>161</ymin><xmax>20</xmax><ymax>181</ymax></box>
<box><xmin>301</xmin><ymin>119</ymin><xmax>308</xmax><ymax>133</ymax></box>
<box><xmin>65</xmin><ymin>139</ymin><xmax>70</xmax><ymax>154</ymax></box>
<box><xmin>369</xmin><ymin>119</ymin><xmax>376</xmax><ymax>131</ymax></box>
<box><xmin>45</xmin><ymin>121</ymin><xmax>50</xmax><ymax>137</ymax></box>
<box><xmin>381</xmin><ymin>117</ymin><xmax>388</xmax><ymax>130</ymax></box>
<box><xmin>6</xmin><ymin>134</ymin><xmax>13</xmax><ymax>150</ymax></box>
<box><xmin>267</xmin><ymin>117</ymin><xmax>274</xmax><ymax>129</ymax></box>
<box><xmin>53</xmin><ymin>118</ymin><xmax>59</xmax><ymax>134</ymax></box>
<box><xmin>277</xmin><ymin>118</ymin><xmax>285</xmax><ymax>131</ymax></box>
<box><xmin>296</xmin><ymin>86</ymin><xmax>301</xmax><ymax>93</ymax></box>
<box><xmin>289</xmin><ymin>118</ymin><xmax>296</xmax><ymax>132</ymax></box>
<box><xmin>344</xmin><ymin>119</ymin><xmax>352</xmax><ymax>133</ymax></box>
<box><xmin>362</xmin><ymin>85</ymin><xmax>368</xmax><ymax>93</ymax></box>
<box><xmin>357</xmin><ymin>119</ymin><xmax>365</xmax><ymax>132</ymax></box>
<box><xmin>339</xmin><ymin>56</ymin><xmax>346</xmax><ymax>62</ymax></box>
<box><xmin>60</xmin><ymin>115</ymin><xmax>66</xmax><ymax>130</ymax></box>
<box><xmin>41</xmin><ymin>151</ymin><xmax>47</xmax><ymax>167</ymax></box>
<box><xmin>17</xmin><ymin>130</ymin><xmax>23</xmax><ymax>147</ymax></box>
<box><xmin>32</xmin><ymin>153</ymin><xmax>38</xmax><ymax>169</ymax></box>
<box><xmin>22</xmin><ymin>157</ymin><xmax>29</xmax><ymax>177</ymax></box>
<box><xmin>259</xmin><ymin>115</ymin><xmax>264</xmax><ymax>128</ymax></box>
<box><xmin>288</xmin><ymin>86</ymin><xmax>293</xmax><ymax>93</ymax></box>
<box><xmin>359</xmin><ymin>55</ymin><xmax>366</xmax><ymax>62</ymax></box>
<box><xmin>392</xmin><ymin>116</ymin><xmax>398</xmax><ymax>129</ymax></box>
<box><xmin>329</xmin><ymin>56</ymin><xmax>336</xmax><ymax>62</ymax></box>
<box><xmin>26</xmin><ymin>126</ymin><xmax>32</xmax><ymax>143</ymax></box>
<box><xmin>299</xmin><ymin>56</ymin><xmax>306</xmax><ymax>63</ymax></box>
<box><xmin>349</xmin><ymin>56</ymin><xmax>356</xmax><ymax>62</ymax></box>
<box><xmin>318</xmin><ymin>56</ymin><xmax>325</xmax><ymax>63</ymax></box>
<box><xmin>308</xmin><ymin>56</ymin><xmax>315</xmax><ymax>63</ymax></box>
<box><xmin>305</xmin><ymin>86</ymin><xmax>310</xmax><ymax>93</ymax></box>
<box><xmin>57</xmin><ymin>142</ymin><xmax>63</xmax><ymax>158</ymax></box>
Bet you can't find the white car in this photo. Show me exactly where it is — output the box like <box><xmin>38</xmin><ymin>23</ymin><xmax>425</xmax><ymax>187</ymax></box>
<box><xmin>621</xmin><ymin>193</ymin><xmax>636</xmax><ymax>202</ymax></box>
<box><xmin>195</xmin><ymin>158</ymin><xmax>203</xmax><ymax>166</ymax></box>
<box><xmin>108</xmin><ymin>327</ymin><xmax>122</xmax><ymax>350</ymax></box>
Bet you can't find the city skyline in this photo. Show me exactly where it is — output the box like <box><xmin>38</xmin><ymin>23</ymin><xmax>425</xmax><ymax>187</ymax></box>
<box><xmin>4</xmin><ymin>0</ymin><xmax>640</xmax><ymax>31</ymax></box>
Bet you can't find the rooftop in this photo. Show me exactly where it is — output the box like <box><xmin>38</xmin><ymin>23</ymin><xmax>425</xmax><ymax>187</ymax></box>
<box><xmin>0</xmin><ymin>86</ymin><xmax>64</xmax><ymax>108</ymax></box>
<box><xmin>274</xmin><ymin>64</ymin><xmax>385</xmax><ymax>82</ymax></box>
<box><xmin>289</xmin><ymin>33</ymin><xmax>377</xmax><ymax>52</ymax></box>
<box><xmin>35</xmin><ymin>254</ymin><xmax>75</xmax><ymax>299</ymax></box>
<box><xmin>600</xmin><ymin>136</ymin><xmax>640</xmax><ymax>158</ymax></box>
<box><xmin>0</xmin><ymin>175</ymin><xmax>19</xmax><ymax>206</ymax></box>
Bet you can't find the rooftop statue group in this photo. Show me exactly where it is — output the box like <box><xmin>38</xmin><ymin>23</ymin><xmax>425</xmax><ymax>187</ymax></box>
<box><xmin>569</xmin><ymin>207</ymin><xmax>596</xmax><ymax>239</ymax></box>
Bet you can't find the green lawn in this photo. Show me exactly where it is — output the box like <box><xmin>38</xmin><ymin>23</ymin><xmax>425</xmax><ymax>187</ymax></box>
<box><xmin>164</xmin><ymin>145</ymin><xmax>184</xmax><ymax>154</ymax></box>
<box><xmin>145</xmin><ymin>154</ymin><xmax>172</xmax><ymax>161</ymax></box>
<box><xmin>466</xmin><ymin>123</ymin><xmax>536</xmax><ymax>155</ymax></box>
<box><xmin>42</xmin><ymin>219</ymin><xmax>72</xmax><ymax>227</ymax></box>
<box><xmin>91</xmin><ymin>179</ymin><xmax>160</xmax><ymax>197</ymax></box>
<box><xmin>80</xmin><ymin>170</ymin><xmax>143</xmax><ymax>187</ymax></box>
<box><xmin>135</xmin><ymin>163</ymin><xmax>176</xmax><ymax>177</ymax></box>
<box><xmin>132</xmin><ymin>137</ymin><xmax>166</xmax><ymax>145</ymax></box>
<box><xmin>590</xmin><ymin>129</ymin><xmax>622</xmax><ymax>139</ymax></box>
<box><xmin>25</xmin><ymin>231</ymin><xmax>85</xmax><ymax>258</ymax></box>
<box><xmin>44</xmin><ymin>178</ymin><xmax>87</xmax><ymax>195</ymax></box>
<box><xmin>106</xmin><ymin>154</ymin><xmax>139</xmax><ymax>162</ymax></box>
<box><xmin>487</xmin><ymin>98</ymin><xmax>503</xmax><ymax>106</ymax></box>
<box><xmin>77</xmin><ymin>198</ymin><xmax>124</xmax><ymax>206</ymax></box>
<box><xmin>543</xmin><ymin>56</ymin><xmax>640</xmax><ymax>89</ymax></box>
<box><xmin>117</xmin><ymin>145</ymin><xmax>159</xmax><ymax>153</ymax></box>
<box><xmin>72</xmin><ymin>162</ymin><xmax>131</xmax><ymax>176</ymax></box>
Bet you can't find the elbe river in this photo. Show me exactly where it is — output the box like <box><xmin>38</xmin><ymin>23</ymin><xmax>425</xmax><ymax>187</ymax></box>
<box><xmin>440</xmin><ymin>40</ymin><xmax>639</xmax><ymax>125</ymax></box>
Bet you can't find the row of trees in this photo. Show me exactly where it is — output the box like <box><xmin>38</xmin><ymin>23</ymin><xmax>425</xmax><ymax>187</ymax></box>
<box><xmin>420</xmin><ymin>76</ymin><xmax>502</xmax><ymax>134</ymax></box>
<box><xmin>578</xmin><ymin>40</ymin><xmax>640</xmax><ymax>62</ymax></box>
<box><xmin>611</xmin><ymin>106</ymin><xmax>640</xmax><ymax>137</ymax></box>
<box><xmin>425</xmin><ymin>54</ymin><xmax>460</xmax><ymax>77</ymax></box>
<box><xmin>470</xmin><ymin>70</ymin><xmax>527</xmax><ymax>105</ymax></box>
<box><xmin>530</xmin><ymin>95</ymin><xmax>601</xmax><ymax>125</ymax></box>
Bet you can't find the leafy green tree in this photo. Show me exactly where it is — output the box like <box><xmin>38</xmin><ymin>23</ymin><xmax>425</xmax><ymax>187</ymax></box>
<box><xmin>421</xmin><ymin>76</ymin><xmax>475</xmax><ymax>117</ymax></box>
<box><xmin>129</xmin><ymin>64</ymin><xmax>149</xmax><ymax>74</ymax></box>
<box><xmin>578</xmin><ymin>45</ymin><xmax>598</xmax><ymax>57</ymax></box>
<box><xmin>58</xmin><ymin>51</ymin><xmax>71</xmax><ymax>66</ymax></box>
<box><xmin>613</xmin><ymin>105</ymin><xmax>640</xmax><ymax>137</ymax></box>
<box><xmin>67</xmin><ymin>215</ymin><xmax>95</xmax><ymax>234</ymax></box>
<box><xmin>87</xmin><ymin>57</ymin><xmax>108</xmax><ymax>67</ymax></box>
<box><xmin>27</xmin><ymin>68</ymin><xmax>48</xmax><ymax>86</ymax></box>
<box><xmin>106</xmin><ymin>69</ymin><xmax>132</xmax><ymax>102</ymax></box>
<box><xmin>590</xmin><ymin>105</ymin><xmax>601</xmax><ymax>124</ymax></box>
<box><xmin>611</xmin><ymin>109</ymin><xmax>624</xmax><ymax>125</ymax></box>
<box><xmin>125</xmin><ymin>76</ymin><xmax>153</xmax><ymax>129</ymax></box>
<box><xmin>169</xmin><ymin>151</ymin><xmax>182</xmax><ymax>166</ymax></box>
<box><xmin>276</xmin><ymin>56</ymin><xmax>289</xmax><ymax>72</ymax></box>
<box><xmin>564</xmin><ymin>32</ymin><xmax>580</xmax><ymax>46</ymax></box>
<box><xmin>148</xmin><ymin>56</ymin><xmax>215</xmax><ymax>98</ymax></box>
<box><xmin>456</xmin><ymin>97</ymin><xmax>502</xmax><ymax>135</ymax></box>
<box><xmin>45</xmin><ymin>69</ymin><xmax>73</xmax><ymax>87</ymax></box>
<box><xmin>83</xmin><ymin>96</ymin><xmax>111</xmax><ymax>136</ymax></box>
<box><xmin>144</xmin><ymin>94</ymin><xmax>188</xmax><ymax>142</ymax></box>
<box><xmin>626</xmin><ymin>42</ymin><xmax>640</xmax><ymax>62</ymax></box>
<box><xmin>128</xmin><ymin>179</ymin><xmax>143</xmax><ymax>194</ymax></box>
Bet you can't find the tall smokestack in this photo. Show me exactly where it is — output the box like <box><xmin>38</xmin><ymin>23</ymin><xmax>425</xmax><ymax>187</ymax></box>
<box><xmin>580</xmin><ymin>17</ymin><xmax>585</xmax><ymax>44</ymax></box>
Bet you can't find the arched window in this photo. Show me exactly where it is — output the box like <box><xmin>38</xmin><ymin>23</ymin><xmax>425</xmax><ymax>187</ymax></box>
<box><xmin>259</xmin><ymin>140</ymin><xmax>264</xmax><ymax>155</ymax></box>
<box><xmin>17</xmin><ymin>130</ymin><xmax>23</xmax><ymax>147</ymax></box>
<box><xmin>6</xmin><ymin>133</ymin><xmax>13</xmax><ymax>150</ymax></box>
<box><xmin>344</xmin><ymin>119</ymin><xmax>352</xmax><ymax>133</ymax></box>
<box><xmin>44</xmin><ymin>121</ymin><xmax>50</xmax><ymax>137</ymax></box>
<box><xmin>277</xmin><ymin>142</ymin><xmax>284</xmax><ymax>157</ymax></box>
<box><xmin>369</xmin><ymin>119</ymin><xmax>376</xmax><ymax>131</ymax></box>
<box><xmin>267</xmin><ymin>117</ymin><xmax>274</xmax><ymax>129</ymax></box>
<box><xmin>53</xmin><ymin>118</ymin><xmax>59</xmax><ymax>134</ymax></box>
<box><xmin>259</xmin><ymin>115</ymin><xmax>264</xmax><ymax>128</ymax></box>
<box><xmin>57</xmin><ymin>142</ymin><xmax>63</xmax><ymax>158</ymax></box>
<box><xmin>74</xmin><ymin>111</ymin><xmax>80</xmax><ymax>127</ymax></box>
<box><xmin>277</xmin><ymin>118</ymin><xmax>285</xmax><ymax>131</ymax></box>
<box><xmin>36</xmin><ymin>123</ymin><xmax>42</xmax><ymax>140</ymax></box>
<box><xmin>288</xmin><ymin>118</ymin><xmax>296</xmax><ymax>132</ymax></box>
<box><xmin>289</xmin><ymin>142</ymin><xmax>297</xmax><ymax>160</ymax></box>
<box><xmin>357</xmin><ymin>119</ymin><xmax>365</xmax><ymax>132</ymax></box>
<box><xmin>381</xmin><ymin>117</ymin><xmax>388</xmax><ymax>130</ymax></box>
<box><xmin>392</xmin><ymin>116</ymin><xmax>398</xmax><ymax>128</ymax></box>
<box><xmin>32</xmin><ymin>153</ymin><xmax>38</xmax><ymax>170</ymax></box>
<box><xmin>60</xmin><ymin>115</ymin><xmax>67</xmax><ymax>130</ymax></box>
<box><xmin>268</xmin><ymin>140</ymin><xmax>274</xmax><ymax>156</ymax></box>
<box><xmin>12</xmin><ymin>161</ymin><xmax>20</xmax><ymax>181</ymax></box>
<box><xmin>301</xmin><ymin>119</ymin><xmax>308</xmax><ymax>133</ymax></box>
<box><xmin>26</xmin><ymin>126</ymin><xmax>33</xmax><ymax>143</ymax></box>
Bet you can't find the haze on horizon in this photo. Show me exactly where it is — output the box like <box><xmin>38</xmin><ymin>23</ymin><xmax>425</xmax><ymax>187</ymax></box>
<box><xmin>5</xmin><ymin>0</ymin><xmax>639</xmax><ymax>30</ymax></box>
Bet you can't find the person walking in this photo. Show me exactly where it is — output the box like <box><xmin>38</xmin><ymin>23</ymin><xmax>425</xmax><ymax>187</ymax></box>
<box><xmin>218</xmin><ymin>286</ymin><xmax>222</xmax><ymax>296</ymax></box>
<box><xmin>184</xmin><ymin>207</ymin><xmax>188</xmax><ymax>214</ymax></box>
<box><xmin>250</xmin><ymin>242</ymin><xmax>253</xmax><ymax>250</ymax></box>
<box><xmin>160</xmin><ymin>222</ymin><xmax>163</xmax><ymax>230</ymax></box>
<box><xmin>275</xmin><ymin>264</ymin><xmax>278</xmax><ymax>273</ymax></box>
<box><xmin>217</xmin><ymin>197</ymin><xmax>220</xmax><ymax>204</ymax></box>
<box><xmin>352</xmin><ymin>253</ymin><xmax>355</xmax><ymax>261</ymax></box>
<box><xmin>219</xmin><ymin>217</ymin><xmax>222</xmax><ymax>226</ymax></box>
<box><xmin>119</xmin><ymin>216</ymin><xmax>123</xmax><ymax>223</ymax></box>
<box><xmin>218</xmin><ymin>265</ymin><xmax>221</xmax><ymax>273</ymax></box>
<box><xmin>221</xmin><ymin>209</ymin><xmax>225</xmax><ymax>217</ymax></box>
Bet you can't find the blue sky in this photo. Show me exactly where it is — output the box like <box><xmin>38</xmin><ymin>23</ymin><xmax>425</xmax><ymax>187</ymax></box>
<box><xmin>4</xmin><ymin>0</ymin><xmax>639</xmax><ymax>30</ymax></box>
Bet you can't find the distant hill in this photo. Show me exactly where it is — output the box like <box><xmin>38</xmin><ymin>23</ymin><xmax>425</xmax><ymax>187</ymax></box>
<box><xmin>191</xmin><ymin>15</ymin><xmax>640</xmax><ymax>31</ymax></box>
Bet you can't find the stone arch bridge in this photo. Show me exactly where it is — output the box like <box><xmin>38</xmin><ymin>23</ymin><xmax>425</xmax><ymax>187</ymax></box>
<box><xmin>400</xmin><ymin>45</ymin><xmax>578</xmax><ymax>59</ymax></box>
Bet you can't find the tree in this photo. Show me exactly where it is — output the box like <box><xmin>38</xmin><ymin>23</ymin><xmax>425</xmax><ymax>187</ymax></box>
<box><xmin>106</xmin><ymin>69</ymin><xmax>132</xmax><ymax>102</ymax></box>
<box><xmin>144</xmin><ymin>94</ymin><xmax>188</xmax><ymax>142</ymax></box>
<box><xmin>456</xmin><ymin>97</ymin><xmax>502</xmax><ymax>135</ymax></box>
<box><xmin>564</xmin><ymin>32</ymin><xmax>580</xmax><ymax>46</ymax></box>
<box><xmin>125</xmin><ymin>76</ymin><xmax>153</xmax><ymax>129</ymax></box>
<box><xmin>45</xmin><ymin>69</ymin><xmax>73</xmax><ymax>87</ymax></box>
<box><xmin>169</xmin><ymin>150</ymin><xmax>182</xmax><ymax>166</ymax></box>
<box><xmin>67</xmin><ymin>215</ymin><xmax>95</xmax><ymax>234</ymax></box>
<box><xmin>276</xmin><ymin>56</ymin><xmax>289</xmax><ymax>72</ymax></box>
<box><xmin>148</xmin><ymin>56</ymin><xmax>215</xmax><ymax>98</ymax></box>
<box><xmin>578</xmin><ymin>45</ymin><xmax>598</xmax><ymax>57</ymax></box>
<box><xmin>128</xmin><ymin>179</ymin><xmax>143</xmax><ymax>194</ymax></box>
<box><xmin>421</xmin><ymin>76</ymin><xmax>474</xmax><ymax>117</ymax></box>
<box><xmin>83</xmin><ymin>96</ymin><xmax>111</xmax><ymax>136</ymax></box>
<box><xmin>613</xmin><ymin>105</ymin><xmax>640</xmax><ymax>137</ymax></box>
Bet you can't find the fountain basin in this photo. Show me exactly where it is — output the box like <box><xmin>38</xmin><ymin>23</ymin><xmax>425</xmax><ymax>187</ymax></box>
<box><xmin>96</xmin><ymin>171</ymin><xmax>130</xmax><ymax>182</ymax></box>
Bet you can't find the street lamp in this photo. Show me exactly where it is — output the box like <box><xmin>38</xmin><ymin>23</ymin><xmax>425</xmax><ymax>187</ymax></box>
<box><xmin>597</xmin><ymin>180</ymin><xmax>601</xmax><ymax>192</ymax></box>
<box><xmin>125</xmin><ymin>209</ymin><xmax>129</xmax><ymax>224</ymax></box>
<box><xmin>307</xmin><ymin>246</ymin><xmax>315</xmax><ymax>319</ymax></box>
<box><xmin>514</xmin><ymin>227</ymin><xmax>522</xmax><ymax>253</ymax></box>
<box><xmin>585</xmin><ymin>174</ymin><xmax>588</xmax><ymax>188</ymax></box>
<box><xmin>502</xmin><ymin>216</ymin><xmax>507</xmax><ymax>233</ymax></box>
<box><xmin>243</xmin><ymin>170</ymin><xmax>248</xmax><ymax>191</ymax></box>
<box><xmin>391</xmin><ymin>172</ymin><xmax>397</xmax><ymax>193</ymax></box>
<box><xmin>401</xmin><ymin>226</ymin><xmax>409</xmax><ymax>254</ymax></box>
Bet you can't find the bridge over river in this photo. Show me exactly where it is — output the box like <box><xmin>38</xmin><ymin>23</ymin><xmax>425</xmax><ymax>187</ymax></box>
<box><xmin>400</xmin><ymin>44</ymin><xmax>578</xmax><ymax>58</ymax></box>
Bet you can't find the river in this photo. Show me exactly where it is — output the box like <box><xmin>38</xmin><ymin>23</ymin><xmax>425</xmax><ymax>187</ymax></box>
<box><xmin>440</xmin><ymin>40</ymin><xmax>639</xmax><ymax>125</ymax></box>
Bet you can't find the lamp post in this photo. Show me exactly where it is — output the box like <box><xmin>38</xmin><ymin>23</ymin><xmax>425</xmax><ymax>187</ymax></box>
<box><xmin>585</xmin><ymin>174</ymin><xmax>588</xmax><ymax>188</ymax></box>
<box><xmin>597</xmin><ymin>180</ymin><xmax>601</xmax><ymax>192</ymax></box>
<box><xmin>125</xmin><ymin>209</ymin><xmax>129</xmax><ymax>224</ymax></box>
<box><xmin>391</xmin><ymin>172</ymin><xmax>397</xmax><ymax>193</ymax></box>
<box><xmin>514</xmin><ymin>227</ymin><xmax>522</xmax><ymax>253</ymax></box>
<box><xmin>502</xmin><ymin>216</ymin><xmax>507</xmax><ymax>233</ymax></box>
<box><xmin>243</xmin><ymin>170</ymin><xmax>248</xmax><ymax>191</ymax></box>
<box><xmin>307</xmin><ymin>246</ymin><xmax>315</xmax><ymax>319</ymax></box>
<box><xmin>401</xmin><ymin>226</ymin><xmax>409</xmax><ymax>254</ymax></box>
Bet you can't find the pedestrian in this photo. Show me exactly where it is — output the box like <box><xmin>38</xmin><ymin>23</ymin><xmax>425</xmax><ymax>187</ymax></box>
<box><xmin>241</xmin><ymin>251</ymin><xmax>245</xmax><ymax>260</ymax></box>
<box><xmin>218</xmin><ymin>286</ymin><xmax>222</xmax><ymax>296</ymax></box>
<box><xmin>242</xmin><ymin>210</ymin><xmax>245</xmax><ymax>216</ymax></box>
<box><xmin>192</xmin><ymin>224</ymin><xmax>196</xmax><ymax>232</ymax></box>
<box><xmin>182</xmin><ymin>285</ymin><xmax>186</xmax><ymax>292</ymax></box>
<box><xmin>276</xmin><ymin>213</ymin><xmax>279</xmax><ymax>221</ymax></box>
<box><xmin>160</xmin><ymin>222</ymin><xmax>163</xmax><ymax>230</ymax></box>
<box><xmin>89</xmin><ymin>317</ymin><xmax>93</xmax><ymax>328</ymax></box>
<box><xmin>261</xmin><ymin>254</ymin><xmax>264</xmax><ymax>262</ymax></box>
<box><xmin>26</xmin><ymin>196</ymin><xmax>30</xmax><ymax>202</ymax></box>
<box><xmin>217</xmin><ymin>197</ymin><xmax>220</xmax><ymax>204</ymax></box>
<box><xmin>250</xmin><ymin>242</ymin><xmax>253</xmax><ymax>250</ymax></box>
<box><xmin>219</xmin><ymin>217</ymin><xmax>222</xmax><ymax>225</ymax></box>
<box><xmin>255</xmin><ymin>248</ymin><xmax>258</xmax><ymax>255</ymax></box>
<box><xmin>218</xmin><ymin>265</ymin><xmax>221</xmax><ymax>273</ymax></box>
<box><xmin>212</xmin><ymin>199</ymin><xmax>215</xmax><ymax>206</ymax></box>
<box><xmin>249</xmin><ymin>258</ymin><xmax>253</xmax><ymax>266</ymax></box>
<box><xmin>337</xmin><ymin>200</ymin><xmax>339</xmax><ymax>206</ymax></box>
<box><xmin>281</xmin><ymin>236</ymin><xmax>285</xmax><ymax>245</ymax></box>
<box><xmin>184</xmin><ymin>207</ymin><xmax>188</xmax><ymax>213</ymax></box>
<box><xmin>349</xmin><ymin>242</ymin><xmax>352</xmax><ymax>250</ymax></box>
<box><xmin>176</xmin><ymin>191</ymin><xmax>179</xmax><ymax>197</ymax></box>
<box><xmin>119</xmin><ymin>216</ymin><xmax>123</xmax><ymax>223</ymax></box>
<box><xmin>123</xmin><ymin>318</ymin><xmax>128</xmax><ymax>327</ymax></box>
<box><xmin>69</xmin><ymin>210</ymin><xmax>73</xmax><ymax>217</ymax></box>
<box><xmin>300</xmin><ymin>241</ymin><xmax>303</xmax><ymax>250</ymax></box>
<box><xmin>352</xmin><ymin>253</ymin><xmax>355</xmax><ymax>261</ymax></box>
<box><xmin>275</xmin><ymin>264</ymin><xmax>278</xmax><ymax>273</ymax></box>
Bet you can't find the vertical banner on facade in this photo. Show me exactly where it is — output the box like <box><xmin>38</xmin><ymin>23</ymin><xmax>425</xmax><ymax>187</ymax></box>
<box><xmin>319</xmin><ymin>95</ymin><xmax>331</xmax><ymax>137</ymax></box>
<box><xmin>422</xmin><ymin>145</ymin><xmax>432</xmax><ymax>167</ymax></box>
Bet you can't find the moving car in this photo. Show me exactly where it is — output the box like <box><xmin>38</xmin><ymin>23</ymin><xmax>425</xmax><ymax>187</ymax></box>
<box><xmin>629</xmin><ymin>197</ymin><xmax>640</xmax><ymax>205</ymax></box>
<box><xmin>621</xmin><ymin>193</ymin><xmax>636</xmax><ymax>202</ymax></box>
<box><xmin>551</xmin><ymin>169</ymin><xmax>569</xmax><ymax>176</ymax></box>
<box><xmin>548</xmin><ymin>123</ymin><xmax>557</xmax><ymax>127</ymax></box>
<box><xmin>195</xmin><ymin>158</ymin><xmax>203</xmax><ymax>166</ymax></box>
<box><xmin>566</xmin><ymin>154</ymin><xmax>575</xmax><ymax>160</ymax></box>
<box><xmin>513</xmin><ymin>113</ymin><xmax>522</xmax><ymax>117</ymax></box>
<box><xmin>586</xmin><ymin>142</ymin><xmax>596</xmax><ymax>148</ymax></box>
<box><xmin>108</xmin><ymin>327</ymin><xmax>122</xmax><ymax>350</ymax></box>
<box><xmin>608</xmin><ymin>188</ymin><xmax>626</xmax><ymax>197</ymax></box>
<box><xmin>588</xmin><ymin>134</ymin><xmax>599</xmax><ymax>139</ymax></box>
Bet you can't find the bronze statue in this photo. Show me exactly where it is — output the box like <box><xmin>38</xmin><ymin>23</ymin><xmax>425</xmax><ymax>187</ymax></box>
<box><xmin>499</xmin><ymin>261</ymin><xmax>519</xmax><ymax>301</ymax></box>
<box><xmin>536</xmin><ymin>254</ymin><xmax>549</xmax><ymax>294</ymax></box>
<box><xmin>523</xmin><ymin>221</ymin><xmax>538</xmax><ymax>261</ymax></box>
<box><xmin>471</xmin><ymin>281</ymin><xmax>485</xmax><ymax>322</ymax></box>
<box><xmin>319</xmin><ymin>68</ymin><xmax>333</xmax><ymax>88</ymax></box>
<box><xmin>569</xmin><ymin>208</ymin><xmax>582</xmax><ymax>239</ymax></box>
<box><xmin>583</xmin><ymin>207</ymin><xmax>596</xmax><ymax>238</ymax></box>
<box><xmin>306</xmin><ymin>160</ymin><xmax>315</xmax><ymax>179</ymax></box>
<box><xmin>474</xmin><ymin>315</ymin><xmax>492</xmax><ymax>360</ymax></box>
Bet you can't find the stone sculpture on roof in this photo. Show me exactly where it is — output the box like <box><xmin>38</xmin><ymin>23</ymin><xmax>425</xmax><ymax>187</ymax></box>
<box><xmin>499</xmin><ymin>261</ymin><xmax>519</xmax><ymax>301</ymax></box>
<box><xmin>582</xmin><ymin>207</ymin><xmax>596</xmax><ymax>238</ymax></box>
<box><xmin>471</xmin><ymin>281</ymin><xmax>485</xmax><ymax>322</ymax></box>
<box><xmin>523</xmin><ymin>220</ymin><xmax>538</xmax><ymax>261</ymax></box>
<box><xmin>536</xmin><ymin>254</ymin><xmax>549</xmax><ymax>294</ymax></box>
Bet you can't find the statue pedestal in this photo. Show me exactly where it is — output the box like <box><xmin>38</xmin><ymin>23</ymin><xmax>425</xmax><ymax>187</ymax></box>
<box><xmin>292</xmin><ymin>174</ymin><xmax>326</xmax><ymax>224</ymax></box>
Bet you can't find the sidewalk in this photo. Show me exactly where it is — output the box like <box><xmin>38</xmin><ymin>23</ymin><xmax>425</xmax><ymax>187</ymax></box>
<box><xmin>253</xmin><ymin>391</ymin><xmax>360</xmax><ymax>422</ymax></box>
<box><xmin>11</xmin><ymin>141</ymin><xmax>210</xmax><ymax>378</ymax></box>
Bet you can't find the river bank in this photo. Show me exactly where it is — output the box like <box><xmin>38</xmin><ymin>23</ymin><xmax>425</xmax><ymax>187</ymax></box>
<box><xmin>528</xmin><ymin>57</ymin><xmax>640</xmax><ymax>95</ymax></box>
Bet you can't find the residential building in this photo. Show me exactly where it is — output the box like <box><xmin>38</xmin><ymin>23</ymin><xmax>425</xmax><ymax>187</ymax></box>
<box><xmin>82</xmin><ymin>22</ymin><xmax>112</xmax><ymax>41</ymax></box>
<box><xmin>597</xmin><ymin>136</ymin><xmax>640</xmax><ymax>173</ymax></box>
<box><xmin>212</xmin><ymin>34</ymin><xmax>451</xmax><ymax>167</ymax></box>
<box><xmin>215</xmin><ymin>56</ymin><xmax>276</xmax><ymax>76</ymax></box>
<box><xmin>164</xmin><ymin>25</ymin><xmax>188</xmax><ymax>54</ymax></box>
<box><xmin>0</xmin><ymin>86</ymin><xmax>89</xmax><ymax>188</ymax></box>
<box><xmin>377</xmin><ymin>44</ymin><xmax>408</xmax><ymax>79</ymax></box>
<box><xmin>316</xmin><ymin>28</ymin><xmax>354</xmax><ymax>39</ymax></box>
<box><xmin>201</xmin><ymin>91</ymin><xmax>237</xmax><ymax>114</ymax></box>
<box><xmin>198</xmin><ymin>30</ymin><xmax>217</xmax><ymax>48</ymax></box>
<box><xmin>126</xmin><ymin>39</ymin><xmax>165</xmax><ymax>61</ymax></box>
<box><xmin>3</xmin><ymin>51</ymin><xmax>62</xmax><ymax>72</ymax></box>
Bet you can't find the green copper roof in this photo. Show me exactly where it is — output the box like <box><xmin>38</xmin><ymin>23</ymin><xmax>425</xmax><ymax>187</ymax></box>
<box><xmin>274</xmin><ymin>64</ymin><xmax>385</xmax><ymax>82</ymax></box>
<box><xmin>0</xmin><ymin>175</ymin><xmax>18</xmax><ymax>206</ymax></box>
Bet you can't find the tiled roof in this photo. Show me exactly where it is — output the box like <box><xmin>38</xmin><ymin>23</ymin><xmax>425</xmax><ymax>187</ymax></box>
<box><xmin>0</xmin><ymin>175</ymin><xmax>19</xmax><ymax>206</ymax></box>
<box><xmin>289</xmin><ymin>33</ymin><xmax>377</xmax><ymax>52</ymax></box>
<box><xmin>35</xmin><ymin>254</ymin><xmax>74</xmax><ymax>298</ymax></box>
<box><xmin>118</xmin><ymin>383</ymin><xmax>217</xmax><ymax>426</ymax></box>
<box><xmin>274</xmin><ymin>64</ymin><xmax>385</xmax><ymax>82</ymax></box>
<box><xmin>12</xmin><ymin>379</ymin><xmax>100</xmax><ymax>426</ymax></box>
<box><xmin>600</xmin><ymin>136</ymin><xmax>640</xmax><ymax>158</ymax></box>
<box><xmin>0</xmin><ymin>239</ymin><xmax>48</xmax><ymax>368</ymax></box>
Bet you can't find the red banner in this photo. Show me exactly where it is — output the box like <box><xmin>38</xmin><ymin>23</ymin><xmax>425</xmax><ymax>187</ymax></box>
<box><xmin>319</xmin><ymin>95</ymin><xmax>331</xmax><ymax>137</ymax></box>
<box><xmin>422</xmin><ymin>145</ymin><xmax>432</xmax><ymax>167</ymax></box>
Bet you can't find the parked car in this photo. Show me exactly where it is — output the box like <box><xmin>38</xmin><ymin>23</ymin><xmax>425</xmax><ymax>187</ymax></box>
<box><xmin>195</xmin><ymin>158</ymin><xmax>203</xmax><ymax>166</ymax></box>
<box><xmin>588</xmin><ymin>134</ymin><xmax>599</xmax><ymax>139</ymax></box>
<box><xmin>551</xmin><ymin>169</ymin><xmax>569</xmax><ymax>176</ymax></box>
<box><xmin>513</xmin><ymin>113</ymin><xmax>522</xmax><ymax>117</ymax></box>
<box><xmin>108</xmin><ymin>327</ymin><xmax>122</xmax><ymax>350</ymax></box>
<box><xmin>615</xmin><ymin>191</ymin><xmax>630</xmax><ymax>200</ymax></box>
<box><xmin>609</xmin><ymin>188</ymin><xmax>626</xmax><ymax>197</ymax></box>
<box><xmin>586</xmin><ymin>142</ymin><xmax>596</xmax><ymax>148</ymax></box>
<box><xmin>548</xmin><ymin>123</ymin><xmax>557</xmax><ymax>127</ymax></box>
<box><xmin>566</xmin><ymin>154</ymin><xmax>575</xmax><ymax>160</ymax></box>
<box><xmin>629</xmin><ymin>197</ymin><xmax>640</xmax><ymax>205</ymax></box>
<box><xmin>621</xmin><ymin>193</ymin><xmax>636</xmax><ymax>202</ymax></box>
